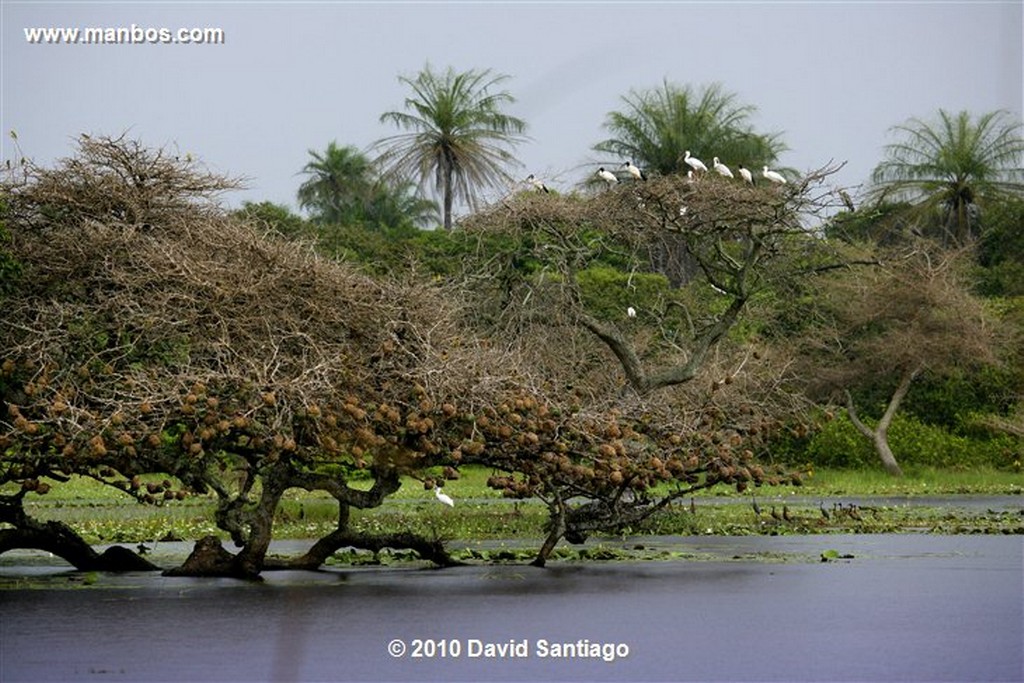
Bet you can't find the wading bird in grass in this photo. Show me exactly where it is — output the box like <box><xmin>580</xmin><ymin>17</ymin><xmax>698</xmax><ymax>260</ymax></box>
<box><xmin>434</xmin><ymin>486</ymin><xmax>454</xmax><ymax>507</ymax></box>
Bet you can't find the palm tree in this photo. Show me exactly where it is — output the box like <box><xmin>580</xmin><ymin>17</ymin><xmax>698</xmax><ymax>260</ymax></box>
<box><xmin>593</xmin><ymin>80</ymin><xmax>787</xmax><ymax>178</ymax></box>
<box><xmin>297</xmin><ymin>142</ymin><xmax>375</xmax><ymax>225</ymax></box>
<box><xmin>297</xmin><ymin>142</ymin><xmax>437</xmax><ymax>230</ymax></box>
<box><xmin>366</xmin><ymin>178</ymin><xmax>440</xmax><ymax>230</ymax></box>
<box><xmin>375</xmin><ymin>65</ymin><xmax>528</xmax><ymax>230</ymax></box>
<box><xmin>870</xmin><ymin>109</ymin><xmax>1024</xmax><ymax>246</ymax></box>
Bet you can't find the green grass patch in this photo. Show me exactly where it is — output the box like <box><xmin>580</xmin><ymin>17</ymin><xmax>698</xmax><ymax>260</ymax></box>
<box><xmin>6</xmin><ymin>465</ymin><xmax>1020</xmax><ymax>546</ymax></box>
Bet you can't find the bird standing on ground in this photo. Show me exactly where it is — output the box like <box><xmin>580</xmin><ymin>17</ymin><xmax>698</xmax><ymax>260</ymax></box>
<box><xmin>683</xmin><ymin>150</ymin><xmax>707</xmax><ymax>174</ymax></box>
<box><xmin>627</xmin><ymin>306</ymin><xmax>637</xmax><ymax>318</ymax></box>
<box><xmin>712</xmin><ymin>157</ymin><xmax>734</xmax><ymax>178</ymax></box>
<box><xmin>623</xmin><ymin>160</ymin><xmax>647</xmax><ymax>181</ymax></box>
<box><xmin>434</xmin><ymin>486</ymin><xmax>454</xmax><ymax>507</ymax></box>
<box><xmin>762</xmin><ymin>166</ymin><xmax>787</xmax><ymax>184</ymax></box>
<box><xmin>596</xmin><ymin>167</ymin><xmax>618</xmax><ymax>186</ymax></box>
<box><xmin>526</xmin><ymin>174</ymin><xmax>549</xmax><ymax>193</ymax></box>
<box><xmin>738</xmin><ymin>165</ymin><xmax>753</xmax><ymax>184</ymax></box>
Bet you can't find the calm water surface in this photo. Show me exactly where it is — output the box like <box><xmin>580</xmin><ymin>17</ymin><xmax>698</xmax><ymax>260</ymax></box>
<box><xmin>1</xmin><ymin>534</ymin><xmax>1021</xmax><ymax>682</ymax></box>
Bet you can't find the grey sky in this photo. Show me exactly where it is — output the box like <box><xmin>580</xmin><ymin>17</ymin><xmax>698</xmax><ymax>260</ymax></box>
<box><xmin>3</xmin><ymin>1</ymin><xmax>1022</xmax><ymax>218</ymax></box>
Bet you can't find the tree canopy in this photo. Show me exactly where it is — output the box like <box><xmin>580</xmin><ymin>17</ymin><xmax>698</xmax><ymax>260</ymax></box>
<box><xmin>375</xmin><ymin>64</ymin><xmax>528</xmax><ymax>230</ymax></box>
<box><xmin>870</xmin><ymin>109</ymin><xmax>1024</xmax><ymax>246</ymax></box>
<box><xmin>593</xmin><ymin>81</ymin><xmax>787</xmax><ymax>178</ymax></box>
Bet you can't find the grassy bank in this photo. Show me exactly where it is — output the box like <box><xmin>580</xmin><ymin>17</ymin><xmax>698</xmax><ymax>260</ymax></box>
<box><xmin>4</xmin><ymin>465</ymin><xmax>1020</xmax><ymax>547</ymax></box>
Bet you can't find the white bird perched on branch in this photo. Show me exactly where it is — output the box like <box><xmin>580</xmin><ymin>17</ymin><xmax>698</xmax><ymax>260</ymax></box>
<box><xmin>712</xmin><ymin>157</ymin><xmax>734</xmax><ymax>178</ymax></box>
<box><xmin>623</xmin><ymin>160</ymin><xmax>646</xmax><ymax>181</ymax></box>
<box><xmin>762</xmin><ymin>166</ymin><xmax>787</xmax><ymax>184</ymax></box>
<box><xmin>434</xmin><ymin>486</ymin><xmax>454</xmax><ymax>507</ymax></box>
<box><xmin>683</xmin><ymin>150</ymin><xmax>707</xmax><ymax>174</ymax></box>
<box><xmin>596</xmin><ymin>167</ymin><xmax>618</xmax><ymax>186</ymax></box>
<box><xmin>738</xmin><ymin>165</ymin><xmax>753</xmax><ymax>184</ymax></box>
<box><xmin>526</xmin><ymin>174</ymin><xmax>549</xmax><ymax>193</ymax></box>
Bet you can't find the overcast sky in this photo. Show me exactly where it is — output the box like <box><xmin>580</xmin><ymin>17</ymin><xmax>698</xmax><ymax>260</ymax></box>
<box><xmin>3</xmin><ymin>1</ymin><xmax>1022</xmax><ymax>219</ymax></box>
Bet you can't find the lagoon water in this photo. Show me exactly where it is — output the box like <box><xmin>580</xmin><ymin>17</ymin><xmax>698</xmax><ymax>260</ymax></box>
<box><xmin>2</xmin><ymin>534</ymin><xmax>1021</xmax><ymax>682</ymax></box>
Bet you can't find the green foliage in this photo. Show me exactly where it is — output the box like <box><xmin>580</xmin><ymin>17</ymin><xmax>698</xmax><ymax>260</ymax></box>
<box><xmin>297</xmin><ymin>142</ymin><xmax>437</xmax><ymax>230</ymax></box>
<box><xmin>869</xmin><ymin>109</ymin><xmax>1024</xmax><ymax>245</ymax></box>
<box><xmin>976</xmin><ymin>198</ymin><xmax>1024</xmax><ymax>296</ymax></box>
<box><xmin>593</xmin><ymin>80</ymin><xmax>787</xmax><ymax>178</ymax></box>
<box><xmin>234</xmin><ymin>201</ymin><xmax>309</xmax><ymax>239</ymax></box>
<box><xmin>788</xmin><ymin>412</ymin><xmax>1019</xmax><ymax>470</ymax></box>
<box><xmin>575</xmin><ymin>266</ymin><xmax>673</xmax><ymax>321</ymax></box>
<box><xmin>376</xmin><ymin>64</ymin><xmax>528</xmax><ymax>230</ymax></box>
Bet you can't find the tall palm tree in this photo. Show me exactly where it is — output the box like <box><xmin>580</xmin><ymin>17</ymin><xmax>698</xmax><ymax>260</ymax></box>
<box><xmin>870</xmin><ymin>109</ymin><xmax>1024</xmax><ymax>246</ymax></box>
<box><xmin>297</xmin><ymin>142</ymin><xmax>375</xmax><ymax>225</ymax></box>
<box><xmin>593</xmin><ymin>80</ymin><xmax>787</xmax><ymax>178</ymax></box>
<box><xmin>375</xmin><ymin>65</ymin><xmax>528</xmax><ymax>230</ymax></box>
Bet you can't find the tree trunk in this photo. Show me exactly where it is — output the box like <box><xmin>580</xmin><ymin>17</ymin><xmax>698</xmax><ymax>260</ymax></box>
<box><xmin>264</xmin><ymin>529</ymin><xmax>459</xmax><ymax>570</ymax></box>
<box><xmin>442</xmin><ymin>165</ymin><xmax>453</xmax><ymax>231</ymax></box>
<box><xmin>0</xmin><ymin>493</ymin><xmax>159</xmax><ymax>572</ymax></box>
<box><xmin>844</xmin><ymin>366</ymin><xmax>921</xmax><ymax>477</ymax></box>
<box><xmin>531</xmin><ymin>496</ymin><xmax>566</xmax><ymax>568</ymax></box>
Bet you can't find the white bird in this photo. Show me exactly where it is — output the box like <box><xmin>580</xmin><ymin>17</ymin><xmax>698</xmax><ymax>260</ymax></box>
<box><xmin>738</xmin><ymin>165</ymin><xmax>753</xmax><ymax>184</ymax></box>
<box><xmin>762</xmin><ymin>166</ymin><xmax>787</xmax><ymax>184</ymax></box>
<box><xmin>434</xmin><ymin>486</ymin><xmax>454</xmax><ymax>507</ymax></box>
<box><xmin>526</xmin><ymin>174</ymin><xmax>549</xmax><ymax>193</ymax></box>
<box><xmin>683</xmin><ymin>151</ymin><xmax>707</xmax><ymax>174</ymax></box>
<box><xmin>712</xmin><ymin>157</ymin><xmax>734</xmax><ymax>178</ymax></box>
<box><xmin>623</xmin><ymin>160</ymin><xmax>646</xmax><ymax>181</ymax></box>
<box><xmin>596</xmin><ymin>167</ymin><xmax>618</xmax><ymax>186</ymax></box>
<box><xmin>627</xmin><ymin>306</ymin><xmax>637</xmax><ymax>318</ymax></box>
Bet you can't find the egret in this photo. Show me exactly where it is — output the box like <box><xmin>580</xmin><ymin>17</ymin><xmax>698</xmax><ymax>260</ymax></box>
<box><xmin>762</xmin><ymin>166</ymin><xmax>787</xmax><ymax>184</ymax></box>
<box><xmin>623</xmin><ymin>160</ymin><xmax>646</xmax><ymax>181</ymax></box>
<box><xmin>434</xmin><ymin>486</ymin><xmax>454</xmax><ymax>507</ymax></box>
<box><xmin>738</xmin><ymin>165</ymin><xmax>753</xmax><ymax>184</ymax></box>
<box><xmin>683</xmin><ymin>150</ymin><xmax>707</xmax><ymax>174</ymax></box>
<box><xmin>596</xmin><ymin>167</ymin><xmax>618</xmax><ymax>186</ymax></box>
<box><xmin>526</xmin><ymin>174</ymin><xmax>549</xmax><ymax>193</ymax></box>
<box><xmin>712</xmin><ymin>157</ymin><xmax>734</xmax><ymax>178</ymax></box>
<box><xmin>627</xmin><ymin>306</ymin><xmax>637</xmax><ymax>318</ymax></box>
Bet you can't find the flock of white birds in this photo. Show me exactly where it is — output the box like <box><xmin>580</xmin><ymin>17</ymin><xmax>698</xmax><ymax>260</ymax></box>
<box><xmin>520</xmin><ymin>153</ymin><xmax>791</xmax><ymax>326</ymax></box>
<box><xmin>527</xmin><ymin>152</ymin><xmax>788</xmax><ymax>194</ymax></box>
